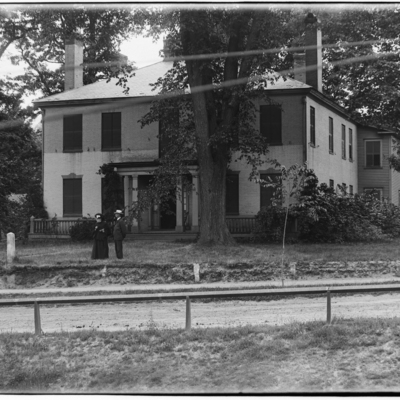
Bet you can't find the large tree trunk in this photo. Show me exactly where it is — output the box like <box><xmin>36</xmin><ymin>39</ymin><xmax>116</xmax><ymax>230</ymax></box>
<box><xmin>179</xmin><ymin>10</ymin><xmax>265</xmax><ymax>245</ymax></box>
<box><xmin>181</xmin><ymin>13</ymin><xmax>235</xmax><ymax>246</ymax></box>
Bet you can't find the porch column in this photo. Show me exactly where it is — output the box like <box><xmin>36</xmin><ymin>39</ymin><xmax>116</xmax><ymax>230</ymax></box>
<box><xmin>131</xmin><ymin>174</ymin><xmax>139</xmax><ymax>233</ymax></box>
<box><xmin>123</xmin><ymin>175</ymin><xmax>130</xmax><ymax>214</ymax></box>
<box><xmin>191</xmin><ymin>174</ymin><xmax>199</xmax><ymax>232</ymax></box>
<box><xmin>176</xmin><ymin>176</ymin><xmax>184</xmax><ymax>232</ymax></box>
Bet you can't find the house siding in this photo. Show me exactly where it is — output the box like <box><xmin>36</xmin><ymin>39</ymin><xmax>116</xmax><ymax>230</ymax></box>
<box><xmin>42</xmin><ymin>103</ymin><xmax>158</xmax><ymax>217</ymax></box>
<box><xmin>305</xmin><ymin>97</ymin><xmax>358</xmax><ymax>192</ymax></box>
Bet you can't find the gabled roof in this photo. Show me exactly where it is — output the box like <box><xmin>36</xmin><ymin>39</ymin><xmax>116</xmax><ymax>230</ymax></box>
<box><xmin>34</xmin><ymin>61</ymin><xmax>175</xmax><ymax>104</ymax></box>
<box><xmin>34</xmin><ymin>60</ymin><xmax>312</xmax><ymax>107</ymax></box>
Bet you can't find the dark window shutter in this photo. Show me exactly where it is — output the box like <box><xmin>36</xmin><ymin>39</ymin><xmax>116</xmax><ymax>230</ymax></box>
<box><xmin>102</xmin><ymin>112</ymin><xmax>121</xmax><ymax>150</ymax></box>
<box><xmin>260</xmin><ymin>105</ymin><xmax>282</xmax><ymax>144</ymax></box>
<box><xmin>112</xmin><ymin>112</ymin><xmax>121</xmax><ymax>149</ymax></box>
<box><xmin>226</xmin><ymin>174</ymin><xmax>239</xmax><ymax>215</ymax></box>
<box><xmin>63</xmin><ymin>179</ymin><xmax>82</xmax><ymax>216</ymax></box>
<box><xmin>63</xmin><ymin>115</ymin><xmax>82</xmax><ymax>151</ymax></box>
<box><xmin>260</xmin><ymin>174</ymin><xmax>280</xmax><ymax>208</ymax></box>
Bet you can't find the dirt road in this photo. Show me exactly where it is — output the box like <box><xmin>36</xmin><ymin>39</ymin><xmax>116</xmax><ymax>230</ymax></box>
<box><xmin>1</xmin><ymin>292</ymin><xmax>400</xmax><ymax>334</ymax></box>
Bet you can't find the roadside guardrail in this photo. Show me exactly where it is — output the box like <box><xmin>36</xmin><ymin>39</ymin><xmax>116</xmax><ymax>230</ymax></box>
<box><xmin>1</xmin><ymin>284</ymin><xmax>400</xmax><ymax>335</ymax></box>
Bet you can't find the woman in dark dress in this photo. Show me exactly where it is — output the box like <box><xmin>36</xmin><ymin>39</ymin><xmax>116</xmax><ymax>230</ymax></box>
<box><xmin>91</xmin><ymin>213</ymin><xmax>111</xmax><ymax>259</ymax></box>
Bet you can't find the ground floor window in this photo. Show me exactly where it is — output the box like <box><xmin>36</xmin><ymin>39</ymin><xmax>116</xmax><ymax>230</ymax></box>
<box><xmin>260</xmin><ymin>173</ymin><xmax>280</xmax><ymax>208</ymax></box>
<box><xmin>364</xmin><ymin>188</ymin><xmax>383</xmax><ymax>201</ymax></box>
<box><xmin>63</xmin><ymin>178</ymin><xmax>82</xmax><ymax>216</ymax></box>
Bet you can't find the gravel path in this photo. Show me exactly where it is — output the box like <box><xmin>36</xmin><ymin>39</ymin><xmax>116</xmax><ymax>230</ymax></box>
<box><xmin>1</xmin><ymin>293</ymin><xmax>400</xmax><ymax>334</ymax></box>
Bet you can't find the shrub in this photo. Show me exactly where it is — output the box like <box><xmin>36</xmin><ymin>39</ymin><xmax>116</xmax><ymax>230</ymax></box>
<box><xmin>69</xmin><ymin>218</ymin><xmax>96</xmax><ymax>242</ymax></box>
<box><xmin>254</xmin><ymin>167</ymin><xmax>400</xmax><ymax>243</ymax></box>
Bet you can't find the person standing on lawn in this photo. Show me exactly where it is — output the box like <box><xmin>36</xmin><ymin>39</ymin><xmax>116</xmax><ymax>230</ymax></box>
<box><xmin>91</xmin><ymin>213</ymin><xmax>111</xmax><ymax>260</ymax></box>
<box><xmin>113</xmin><ymin>209</ymin><xmax>127</xmax><ymax>259</ymax></box>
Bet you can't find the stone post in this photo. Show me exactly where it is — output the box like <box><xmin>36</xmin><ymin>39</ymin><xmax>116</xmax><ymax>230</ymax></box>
<box><xmin>7</xmin><ymin>232</ymin><xmax>15</xmax><ymax>265</ymax></box>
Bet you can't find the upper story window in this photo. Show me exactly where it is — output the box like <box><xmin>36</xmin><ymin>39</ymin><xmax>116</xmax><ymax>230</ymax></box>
<box><xmin>349</xmin><ymin>128</ymin><xmax>353</xmax><ymax>161</ymax></box>
<box><xmin>63</xmin><ymin>178</ymin><xmax>82</xmax><ymax>217</ymax></box>
<box><xmin>310</xmin><ymin>106</ymin><xmax>316</xmax><ymax>146</ymax></box>
<box><xmin>329</xmin><ymin>179</ymin><xmax>334</xmax><ymax>189</ymax></box>
<box><xmin>159</xmin><ymin>108</ymin><xmax>179</xmax><ymax>158</ymax></box>
<box><xmin>329</xmin><ymin>117</ymin><xmax>334</xmax><ymax>154</ymax></box>
<box><xmin>341</xmin><ymin>124</ymin><xmax>346</xmax><ymax>159</ymax></box>
<box><xmin>260</xmin><ymin>105</ymin><xmax>282</xmax><ymax>145</ymax></box>
<box><xmin>102</xmin><ymin>112</ymin><xmax>121</xmax><ymax>151</ymax></box>
<box><xmin>349</xmin><ymin>185</ymin><xmax>353</xmax><ymax>195</ymax></box>
<box><xmin>365</xmin><ymin>140</ymin><xmax>381</xmax><ymax>167</ymax></box>
<box><xmin>226</xmin><ymin>173</ymin><xmax>239</xmax><ymax>215</ymax></box>
<box><xmin>63</xmin><ymin>114</ymin><xmax>82</xmax><ymax>152</ymax></box>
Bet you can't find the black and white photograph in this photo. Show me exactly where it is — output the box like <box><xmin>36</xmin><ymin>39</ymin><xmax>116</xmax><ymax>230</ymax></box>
<box><xmin>1</xmin><ymin>0</ymin><xmax>400</xmax><ymax>394</ymax></box>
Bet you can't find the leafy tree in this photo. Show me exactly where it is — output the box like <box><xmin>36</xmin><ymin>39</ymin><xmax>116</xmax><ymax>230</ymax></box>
<box><xmin>0</xmin><ymin>118</ymin><xmax>46</xmax><ymax>237</ymax></box>
<box><xmin>308</xmin><ymin>5</ymin><xmax>400</xmax><ymax>132</ymax></box>
<box><xmin>123</xmin><ymin>6</ymin><xmax>303</xmax><ymax>245</ymax></box>
<box><xmin>1</xmin><ymin>5</ymin><xmax>139</xmax><ymax>97</ymax></box>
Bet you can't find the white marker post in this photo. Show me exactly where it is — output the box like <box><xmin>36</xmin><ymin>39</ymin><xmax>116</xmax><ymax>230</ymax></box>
<box><xmin>6</xmin><ymin>232</ymin><xmax>15</xmax><ymax>266</ymax></box>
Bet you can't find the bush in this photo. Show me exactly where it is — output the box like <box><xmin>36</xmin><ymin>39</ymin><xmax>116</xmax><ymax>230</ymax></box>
<box><xmin>254</xmin><ymin>168</ymin><xmax>400</xmax><ymax>243</ymax></box>
<box><xmin>69</xmin><ymin>218</ymin><xmax>96</xmax><ymax>242</ymax></box>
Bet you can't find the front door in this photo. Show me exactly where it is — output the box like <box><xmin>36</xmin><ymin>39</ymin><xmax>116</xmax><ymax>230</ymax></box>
<box><xmin>160</xmin><ymin>190</ymin><xmax>176</xmax><ymax>230</ymax></box>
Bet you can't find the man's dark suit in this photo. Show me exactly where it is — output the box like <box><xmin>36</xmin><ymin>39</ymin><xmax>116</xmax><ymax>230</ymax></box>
<box><xmin>113</xmin><ymin>217</ymin><xmax>127</xmax><ymax>259</ymax></box>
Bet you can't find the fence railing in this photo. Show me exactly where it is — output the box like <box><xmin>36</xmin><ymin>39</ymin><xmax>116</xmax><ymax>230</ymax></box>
<box><xmin>1</xmin><ymin>283</ymin><xmax>400</xmax><ymax>335</ymax></box>
<box><xmin>225</xmin><ymin>216</ymin><xmax>257</xmax><ymax>234</ymax></box>
<box><xmin>30</xmin><ymin>216</ymin><xmax>257</xmax><ymax>235</ymax></box>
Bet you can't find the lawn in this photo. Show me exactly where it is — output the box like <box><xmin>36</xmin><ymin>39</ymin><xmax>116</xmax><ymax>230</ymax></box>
<box><xmin>2</xmin><ymin>239</ymin><xmax>400</xmax><ymax>267</ymax></box>
<box><xmin>1</xmin><ymin>317</ymin><xmax>400</xmax><ymax>393</ymax></box>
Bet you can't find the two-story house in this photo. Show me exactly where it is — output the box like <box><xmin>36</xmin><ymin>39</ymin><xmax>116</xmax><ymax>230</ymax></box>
<box><xmin>32</xmin><ymin>17</ymin><xmax>399</xmax><ymax>238</ymax></box>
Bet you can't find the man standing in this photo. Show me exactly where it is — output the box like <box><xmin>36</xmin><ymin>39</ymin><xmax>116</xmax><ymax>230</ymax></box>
<box><xmin>113</xmin><ymin>209</ymin><xmax>127</xmax><ymax>259</ymax></box>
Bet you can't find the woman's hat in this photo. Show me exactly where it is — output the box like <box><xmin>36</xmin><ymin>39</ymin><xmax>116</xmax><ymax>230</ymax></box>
<box><xmin>114</xmin><ymin>209</ymin><xmax>123</xmax><ymax>215</ymax></box>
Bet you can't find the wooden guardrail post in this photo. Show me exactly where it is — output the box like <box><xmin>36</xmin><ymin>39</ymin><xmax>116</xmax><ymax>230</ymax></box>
<box><xmin>327</xmin><ymin>287</ymin><xmax>331</xmax><ymax>325</ymax></box>
<box><xmin>34</xmin><ymin>301</ymin><xmax>42</xmax><ymax>335</ymax></box>
<box><xmin>185</xmin><ymin>296</ymin><xmax>191</xmax><ymax>331</ymax></box>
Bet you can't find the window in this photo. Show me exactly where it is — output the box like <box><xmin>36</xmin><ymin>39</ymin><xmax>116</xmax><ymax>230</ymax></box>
<box><xmin>260</xmin><ymin>105</ymin><xmax>282</xmax><ymax>145</ymax></box>
<box><xmin>63</xmin><ymin>178</ymin><xmax>82</xmax><ymax>216</ymax></box>
<box><xmin>365</xmin><ymin>140</ymin><xmax>381</xmax><ymax>167</ymax></box>
<box><xmin>341</xmin><ymin>183</ymin><xmax>347</xmax><ymax>194</ymax></box>
<box><xmin>329</xmin><ymin>117</ymin><xmax>334</xmax><ymax>153</ymax></box>
<box><xmin>349</xmin><ymin>185</ymin><xmax>353</xmax><ymax>195</ymax></box>
<box><xmin>310</xmin><ymin>106</ymin><xmax>315</xmax><ymax>146</ymax></box>
<box><xmin>260</xmin><ymin>173</ymin><xmax>280</xmax><ymax>208</ymax></box>
<box><xmin>341</xmin><ymin>124</ymin><xmax>346</xmax><ymax>159</ymax></box>
<box><xmin>159</xmin><ymin>108</ymin><xmax>179</xmax><ymax>158</ymax></box>
<box><xmin>63</xmin><ymin>114</ymin><xmax>82</xmax><ymax>152</ymax></box>
<box><xmin>329</xmin><ymin>179</ymin><xmax>334</xmax><ymax>189</ymax></box>
<box><xmin>349</xmin><ymin>128</ymin><xmax>353</xmax><ymax>161</ymax></box>
<box><xmin>226</xmin><ymin>174</ymin><xmax>239</xmax><ymax>215</ymax></box>
<box><xmin>364</xmin><ymin>188</ymin><xmax>383</xmax><ymax>201</ymax></box>
<box><xmin>102</xmin><ymin>112</ymin><xmax>121</xmax><ymax>150</ymax></box>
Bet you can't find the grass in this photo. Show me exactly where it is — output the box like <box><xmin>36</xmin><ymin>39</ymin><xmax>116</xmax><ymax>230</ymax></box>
<box><xmin>1</xmin><ymin>317</ymin><xmax>400</xmax><ymax>393</ymax></box>
<box><xmin>2</xmin><ymin>238</ymin><xmax>400</xmax><ymax>267</ymax></box>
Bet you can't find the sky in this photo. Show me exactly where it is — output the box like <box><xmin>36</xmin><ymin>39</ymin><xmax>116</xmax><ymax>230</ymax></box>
<box><xmin>0</xmin><ymin>35</ymin><xmax>164</xmax><ymax>76</ymax></box>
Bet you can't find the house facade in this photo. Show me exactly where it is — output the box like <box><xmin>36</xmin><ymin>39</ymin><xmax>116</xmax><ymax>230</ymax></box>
<box><xmin>33</xmin><ymin>19</ymin><xmax>398</xmax><ymax>236</ymax></box>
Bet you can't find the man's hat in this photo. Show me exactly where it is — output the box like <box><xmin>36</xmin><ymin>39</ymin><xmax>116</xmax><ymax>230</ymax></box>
<box><xmin>95</xmin><ymin>213</ymin><xmax>103</xmax><ymax>219</ymax></box>
<box><xmin>114</xmin><ymin>209</ymin><xmax>123</xmax><ymax>215</ymax></box>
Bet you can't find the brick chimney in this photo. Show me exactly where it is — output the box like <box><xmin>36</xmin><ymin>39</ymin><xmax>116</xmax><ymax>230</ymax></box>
<box><xmin>304</xmin><ymin>13</ymin><xmax>322</xmax><ymax>92</ymax></box>
<box><xmin>293</xmin><ymin>53</ymin><xmax>306</xmax><ymax>84</ymax></box>
<box><xmin>162</xmin><ymin>38</ymin><xmax>172</xmax><ymax>60</ymax></box>
<box><xmin>65</xmin><ymin>37</ymin><xmax>83</xmax><ymax>91</ymax></box>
